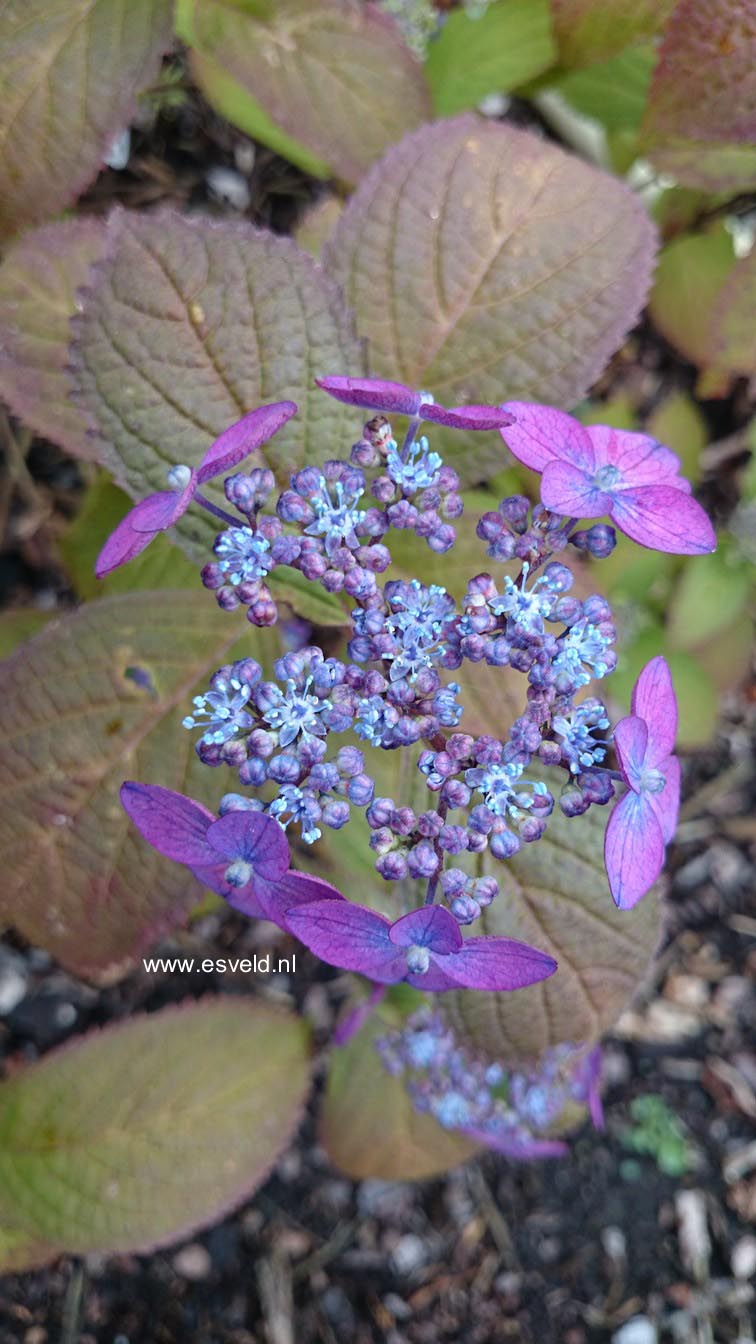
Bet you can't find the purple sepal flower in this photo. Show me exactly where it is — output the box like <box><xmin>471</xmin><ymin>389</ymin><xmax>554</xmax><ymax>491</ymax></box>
<box><xmin>120</xmin><ymin>780</ymin><xmax>343</xmax><ymax>929</ymax></box>
<box><xmin>285</xmin><ymin>898</ymin><xmax>557</xmax><ymax>992</ymax></box>
<box><xmin>316</xmin><ymin>376</ymin><xmax>514</xmax><ymax>431</ymax></box>
<box><xmin>500</xmin><ymin>403</ymin><xmax>715</xmax><ymax>555</ymax></box>
<box><xmin>460</xmin><ymin>1128</ymin><xmax>568</xmax><ymax>1159</ymax></box>
<box><xmin>604</xmin><ymin>656</ymin><xmax>681</xmax><ymax>910</ymax></box>
<box><xmin>96</xmin><ymin>401</ymin><xmax>297</xmax><ymax>577</ymax></box>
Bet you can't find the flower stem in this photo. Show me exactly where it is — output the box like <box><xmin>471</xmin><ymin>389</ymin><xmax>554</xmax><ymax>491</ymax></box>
<box><xmin>194</xmin><ymin>491</ymin><xmax>240</xmax><ymax>528</ymax></box>
<box><xmin>400</xmin><ymin>415</ymin><xmax>421</xmax><ymax>463</ymax></box>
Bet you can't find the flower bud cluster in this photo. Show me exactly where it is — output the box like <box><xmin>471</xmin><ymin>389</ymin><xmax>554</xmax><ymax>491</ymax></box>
<box><xmin>200</xmin><ymin>415</ymin><xmax>464</xmax><ymax>628</ymax></box>
<box><xmin>375</xmin><ymin>1007</ymin><xmax>603</xmax><ymax>1156</ymax></box>
<box><xmin>185</xmin><ymin>409</ymin><xmax>626</xmax><ymax>926</ymax></box>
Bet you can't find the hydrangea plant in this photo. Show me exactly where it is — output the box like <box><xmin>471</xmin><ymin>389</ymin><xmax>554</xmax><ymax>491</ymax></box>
<box><xmin>99</xmin><ymin>374</ymin><xmax>713</xmax><ymax>1159</ymax></box>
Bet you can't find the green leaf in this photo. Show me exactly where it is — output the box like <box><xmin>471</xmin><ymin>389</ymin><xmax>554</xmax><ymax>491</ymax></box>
<box><xmin>0</xmin><ymin>0</ymin><xmax>174</xmax><ymax>241</ymax></box>
<box><xmin>647</xmin><ymin>392</ymin><xmax>707</xmax><ymax>485</ymax></box>
<box><xmin>709</xmin><ymin>246</ymin><xmax>756</xmax><ymax>380</ymax></box>
<box><xmin>61</xmin><ymin>472</ymin><xmax>348</xmax><ymax>625</ymax></box>
<box><xmin>551</xmin><ymin>0</ymin><xmax>676</xmax><ymax>67</ymax></box>
<box><xmin>444</xmin><ymin>779</ymin><xmax>661</xmax><ymax>1061</ymax></box>
<box><xmin>611</xmin><ymin>630</ymin><xmax>718</xmax><ymax>750</ymax></box>
<box><xmin>267</xmin><ymin>567</ymin><xmax>348</xmax><ymax>628</ymax></box>
<box><xmin>177</xmin><ymin>0</ymin><xmax>431</xmax><ymax>186</ymax></box>
<box><xmin>68</xmin><ymin>207</ymin><xmax>362</xmax><ymax>559</ymax></box>
<box><xmin>0</xmin><ymin>610</ymin><xmax>55</xmax><ymax>658</ymax></box>
<box><xmin>320</xmin><ymin>993</ymin><xmax>478</xmax><ymax>1180</ymax></box>
<box><xmin>0</xmin><ymin>998</ymin><xmax>310</xmax><ymax>1266</ymax></box>
<box><xmin>325</xmin><ymin>113</ymin><xmax>657</xmax><ymax>485</ymax></box>
<box><xmin>178</xmin><ymin>43</ymin><xmax>331</xmax><ymax>180</ymax></box>
<box><xmin>294</xmin><ymin>196</ymin><xmax>345</xmax><ymax>258</ymax></box>
<box><xmin>648</xmin><ymin>224</ymin><xmax>737</xmax><ymax>372</ymax></box>
<box><xmin>425</xmin><ymin>0</ymin><xmax>556</xmax><ymax>117</ymax></box>
<box><xmin>60</xmin><ymin>474</ymin><xmax>199</xmax><ymax>600</ymax></box>
<box><xmin>641</xmin><ymin>0</ymin><xmax>756</xmax><ymax>191</ymax></box>
<box><xmin>0</xmin><ymin>591</ymin><xmax>266</xmax><ymax>978</ymax></box>
<box><xmin>667</xmin><ymin>546</ymin><xmax>751</xmax><ymax>651</ymax></box>
<box><xmin>553</xmin><ymin>44</ymin><xmax>655</xmax><ymax>132</ymax></box>
<box><xmin>0</xmin><ymin>219</ymin><xmax>106</xmax><ymax>460</ymax></box>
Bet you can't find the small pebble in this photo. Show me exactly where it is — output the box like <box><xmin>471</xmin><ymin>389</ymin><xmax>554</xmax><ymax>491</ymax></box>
<box><xmin>172</xmin><ymin>1242</ymin><xmax>212</xmax><ymax>1281</ymax></box>
<box><xmin>383</xmin><ymin>1293</ymin><xmax>412</xmax><ymax>1321</ymax></box>
<box><xmin>0</xmin><ymin>950</ymin><xmax>28</xmax><ymax>1015</ymax></box>
<box><xmin>390</xmin><ymin>1233</ymin><xmax>427</xmax><ymax>1276</ymax></box>
<box><xmin>612</xmin><ymin>1317</ymin><xmax>658</xmax><ymax>1344</ymax></box>
<box><xmin>732</xmin><ymin>1234</ymin><xmax>756</xmax><ymax>1281</ymax></box>
<box><xmin>104</xmin><ymin>127</ymin><xmax>131</xmax><ymax>170</ymax></box>
<box><xmin>206</xmin><ymin>165</ymin><xmax>251</xmax><ymax>212</ymax></box>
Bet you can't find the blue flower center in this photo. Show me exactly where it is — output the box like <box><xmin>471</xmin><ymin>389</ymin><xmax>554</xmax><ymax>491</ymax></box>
<box><xmin>406</xmin><ymin>945</ymin><xmax>431</xmax><ymax>976</ymax></box>
<box><xmin>166</xmin><ymin>463</ymin><xmax>192</xmax><ymax>490</ymax></box>
<box><xmin>640</xmin><ymin>766</ymin><xmax>666</xmax><ymax>795</ymax></box>
<box><xmin>593</xmin><ymin>464</ymin><xmax>622</xmax><ymax>491</ymax></box>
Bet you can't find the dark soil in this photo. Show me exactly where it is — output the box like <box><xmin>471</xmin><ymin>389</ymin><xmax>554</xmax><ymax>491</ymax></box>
<box><xmin>0</xmin><ymin>71</ymin><xmax>754</xmax><ymax>1344</ymax></box>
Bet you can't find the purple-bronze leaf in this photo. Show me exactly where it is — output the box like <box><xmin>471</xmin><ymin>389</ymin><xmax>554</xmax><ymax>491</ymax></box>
<box><xmin>69</xmin><ymin>208</ymin><xmax>361</xmax><ymax>560</ymax></box>
<box><xmin>0</xmin><ymin>1000</ymin><xmax>310</xmax><ymax>1262</ymax></box>
<box><xmin>0</xmin><ymin>0</ymin><xmax>174</xmax><ymax>242</ymax></box>
<box><xmin>325</xmin><ymin>114</ymin><xmax>656</xmax><ymax>484</ymax></box>
<box><xmin>551</xmin><ymin>0</ymin><xmax>676</xmax><ymax>68</ymax></box>
<box><xmin>0</xmin><ymin>219</ymin><xmax>106</xmax><ymax>461</ymax></box>
<box><xmin>604</xmin><ymin>791</ymin><xmax>665</xmax><ymax>911</ymax></box>
<box><xmin>0</xmin><ymin>592</ymin><xmax>269</xmax><ymax>979</ymax></box>
<box><xmin>181</xmin><ymin>0</ymin><xmax>431</xmax><ymax>187</ymax></box>
<box><xmin>320</xmin><ymin>1006</ymin><xmax>479</xmax><ymax>1181</ymax></box>
<box><xmin>641</xmin><ymin>0</ymin><xmax>756</xmax><ymax>191</ymax></box>
<box><xmin>196</xmin><ymin>401</ymin><xmax>299</xmax><ymax>482</ymax></box>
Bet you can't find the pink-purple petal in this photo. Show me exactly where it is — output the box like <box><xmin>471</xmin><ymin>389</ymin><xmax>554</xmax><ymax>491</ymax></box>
<box><xmin>95</xmin><ymin>511</ymin><xmax>160</xmax><ymax>577</ymax></box>
<box><xmin>196</xmin><ymin>401</ymin><xmax>298</xmax><ymax>483</ymax></box>
<box><xmin>610</xmin><ymin>485</ymin><xmax>716</xmax><ymax>554</ymax></box>
<box><xmin>129</xmin><ymin>485</ymin><xmax>195</xmax><ymax>533</ymax></box>
<box><xmin>648</xmin><ymin>754</ymin><xmax>681</xmax><ymax>846</ymax></box>
<box><xmin>423</xmin><ymin>403</ymin><xmax>514</xmax><ymax>431</ymax></box>
<box><xmin>462</xmin><ymin>1128</ymin><xmax>569</xmax><ymax>1159</ymax></box>
<box><xmin>389</xmin><ymin>904</ymin><xmax>463</xmax><ymax>953</ymax></box>
<box><xmin>631</xmin><ymin>655</ymin><xmax>678</xmax><ymax>764</ymax></box>
<box><xmin>500</xmin><ymin>402</ymin><xmax>594</xmax><ymax>472</ymax></box>
<box><xmin>435</xmin><ymin>936</ymin><xmax>558</xmax><ymax>991</ymax></box>
<box><xmin>540</xmin><ymin>459</ymin><xmax>614</xmax><ymax>519</ymax></box>
<box><xmin>205</xmin><ymin>811</ymin><xmax>290</xmax><ymax>880</ymax></box>
<box><xmin>613</xmin><ymin>715</ymin><xmax>649</xmax><ymax>791</ymax></box>
<box><xmin>315</xmin><ymin>376</ymin><xmax>421</xmax><ymax>417</ymax></box>
<box><xmin>586</xmin><ymin>425</ymin><xmax>685</xmax><ymax>489</ymax></box>
<box><xmin>285</xmin><ymin>898</ymin><xmax>406</xmax><ymax>981</ymax></box>
<box><xmin>120</xmin><ymin>782</ymin><xmax>217</xmax><ymax>866</ymax></box>
<box><xmin>604</xmin><ymin>791</ymin><xmax>665</xmax><ymax>910</ymax></box>
<box><xmin>242</xmin><ymin>869</ymin><xmax>345</xmax><ymax>929</ymax></box>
